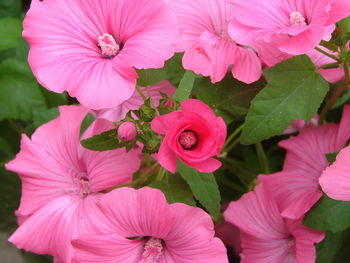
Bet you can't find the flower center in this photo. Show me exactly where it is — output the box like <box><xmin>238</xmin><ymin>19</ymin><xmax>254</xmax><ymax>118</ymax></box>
<box><xmin>77</xmin><ymin>174</ymin><xmax>90</xmax><ymax>197</ymax></box>
<box><xmin>98</xmin><ymin>33</ymin><xmax>120</xmax><ymax>58</ymax></box>
<box><xmin>290</xmin><ymin>11</ymin><xmax>307</xmax><ymax>26</ymax></box>
<box><xmin>142</xmin><ymin>237</ymin><xmax>163</xmax><ymax>263</ymax></box>
<box><xmin>287</xmin><ymin>236</ymin><xmax>296</xmax><ymax>253</ymax></box>
<box><xmin>179</xmin><ymin>130</ymin><xmax>197</xmax><ymax>150</ymax></box>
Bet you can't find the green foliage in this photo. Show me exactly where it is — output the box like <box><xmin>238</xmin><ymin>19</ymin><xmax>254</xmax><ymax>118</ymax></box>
<box><xmin>0</xmin><ymin>58</ymin><xmax>46</xmax><ymax>121</ymax></box>
<box><xmin>304</xmin><ymin>195</ymin><xmax>350</xmax><ymax>232</ymax></box>
<box><xmin>241</xmin><ymin>55</ymin><xmax>329</xmax><ymax>144</ymax></box>
<box><xmin>0</xmin><ymin>0</ymin><xmax>22</xmax><ymax>18</ymax></box>
<box><xmin>325</xmin><ymin>151</ymin><xmax>339</xmax><ymax>165</ymax></box>
<box><xmin>149</xmin><ymin>174</ymin><xmax>196</xmax><ymax>206</ymax></box>
<box><xmin>196</xmin><ymin>74</ymin><xmax>263</xmax><ymax>123</ymax></box>
<box><xmin>173</xmin><ymin>70</ymin><xmax>196</xmax><ymax>102</ymax></box>
<box><xmin>177</xmin><ymin>160</ymin><xmax>221</xmax><ymax>219</ymax></box>
<box><xmin>136</xmin><ymin>68</ymin><xmax>168</xmax><ymax>87</ymax></box>
<box><xmin>0</xmin><ymin>18</ymin><xmax>22</xmax><ymax>50</ymax></box>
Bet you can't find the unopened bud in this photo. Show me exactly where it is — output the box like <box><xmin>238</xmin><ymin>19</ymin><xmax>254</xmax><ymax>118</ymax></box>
<box><xmin>118</xmin><ymin>121</ymin><xmax>137</xmax><ymax>142</ymax></box>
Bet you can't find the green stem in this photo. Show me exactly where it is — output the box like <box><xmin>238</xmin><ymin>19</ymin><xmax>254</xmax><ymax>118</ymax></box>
<box><xmin>317</xmin><ymin>62</ymin><xmax>341</xmax><ymax>70</ymax></box>
<box><xmin>315</xmin><ymin>47</ymin><xmax>340</xmax><ymax>62</ymax></box>
<box><xmin>319</xmin><ymin>62</ymin><xmax>350</xmax><ymax>124</ymax></box>
<box><xmin>224</xmin><ymin>137</ymin><xmax>240</xmax><ymax>153</ymax></box>
<box><xmin>255</xmin><ymin>142</ymin><xmax>270</xmax><ymax>174</ymax></box>
<box><xmin>222</xmin><ymin>124</ymin><xmax>243</xmax><ymax>151</ymax></box>
<box><xmin>135</xmin><ymin>85</ymin><xmax>147</xmax><ymax>101</ymax></box>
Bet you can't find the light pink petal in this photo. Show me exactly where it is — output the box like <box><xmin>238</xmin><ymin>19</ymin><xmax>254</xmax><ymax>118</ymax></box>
<box><xmin>224</xmin><ymin>184</ymin><xmax>288</xmax><ymax>239</ymax></box>
<box><xmin>259</xmin><ymin>173</ymin><xmax>322</xmax><ymax>219</ymax></box>
<box><xmin>9</xmin><ymin>194</ymin><xmax>106</xmax><ymax>263</ymax></box>
<box><xmin>115</xmin><ymin>0</ymin><xmax>178</xmax><ymax>69</ymax></box>
<box><xmin>240</xmin><ymin>232</ymin><xmax>295</xmax><ymax>263</ymax></box>
<box><xmin>99</xmin><ymin>187</ymin><xmax>174</xmax><ymax>238</ymax></box>
<box><xmin>151</xmin><ymin>112</ymin><xmax>183</xmax><ymax>134</ymax></box>
<box><xmin>335</xmin><ymin>105</ymin><xmax>350</xmax><ymax>147</ymax></box>
<box><xmin>320</xmin><ymin>145</ymin><xmax>350</xmax><ymax>201</ymax></box>
<box><xmin>231</xmin><ymin>47</ymin><xmax>261</xmax><ymax>84</ymax></box>
<box><xmin>72</xmin><ymin>234</ymin><xmax>144</xmax><ymax>263</ymax></box>
<box><xmin>326</xmin><ymin>0</ymin><xmax>350</xmax><ymax>25</ymax></box>
<box><xmin>318</xmin><ymin>68</ymin><xmax>344</xmax><ymax>83</ymax></box>
<box><xmin>228</xmin><ymin>17</ymin><xmax>256</xmax><ymax>46</ymax></box>
<box><xmin>278</xmin><ymin>25</ymin><xmax>334</xmax><ymax>55</ymax></box>
<box><xmin>164</xmin><ymin>203</ymin><xmax>228</xmax><ymax>263</ymax></box>
<box><xmin>185</xmin><ymin>157</ymin><xmax>222</xmax><ymax>173</ymax></box>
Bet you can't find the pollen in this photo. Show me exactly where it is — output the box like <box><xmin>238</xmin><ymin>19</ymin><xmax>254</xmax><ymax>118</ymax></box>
<box><xmin>98</xmin><ymin>33</ymin><xmax>120</xmax><ymax>58</ymax></box>
<box><xmin>179</xmin><ymin>130</ymin><xmax>197</xmax><ymax>150</ymax></box>
<box><xmin>142</xmin><ymin>237</ymin><xmax>163</xmax><ymax>263</ymax></box>
<box><xmin>290</xmin><ymin>11</ymin><xmax>307</xmax><ymax>26</ymax></box>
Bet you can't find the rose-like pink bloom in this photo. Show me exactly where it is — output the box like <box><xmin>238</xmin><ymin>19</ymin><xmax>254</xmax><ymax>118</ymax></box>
<box><xmin>169</xmin><ymin>0</ymin><xmax>262</xmax><ymax>84</ymax></box>
<box><xmin>151</xmin><ymin>99</ymin><xmax>226</xmax><ymax>173</ymax></box>
<box><xmin>229</xmin><ymin>0</ymin><xmax>350</xmax><ymax>55</ymax></box>
<box><xmin>224</xmin><ymin>183</ymin><xmax>324</xmax><ymax>263</ymax></box>
<box><xmin>23</xmin><ymin>0</ymin><xmax>178</xmax><ymax>110</ymax></box>
<box><xmin>320</xmin><ymin>145</ymin><xmax>350</xmax><ymax>201</ymax></box>
<box><xmin>72</xmin><ymin>187</ymin><xmax>228</xmax><ymax>263</ymax></box>
<box><xmin>93</xmin><ymin>81</ymin><xmax>176</xmax><ymax>122</ymax></box>
<box><xmin>5</xmin><ymin>106</ymin><xmax>141</xmax><ymax>262</ymax></box>
<box><xmin>260</xmin><ymin>105</ymin><xmax>350</xmax><ymax>219</ymax></box>
<box><xmin>118</xmin><ymin>121</ymin><xmax>137</xmax><ymax>142</ymax></box>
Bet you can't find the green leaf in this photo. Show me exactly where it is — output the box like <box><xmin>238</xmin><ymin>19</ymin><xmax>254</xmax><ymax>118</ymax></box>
<box><xmin>136</xmin><ymin>68</ymin><xmax>167</xmax><ymax>87</ymax></box>
<box><xmin>173</xmin><ymin>70</ymin><xmax>196</xmax><ymax>102</ymax></box>
<box><xmin>40</xmin><ymin>88</ymin><xmax>68</xmax><ymax>108</ymax></box>
<box><xmin>149</xmin><ymin>174</ymin><xmax>196</xmax><ymax>206</ymax></box>
<box><xmin>177</xmin><ymin>160</ymin><xmax>221</xmax><ymax>219</ymax></box>
<box><xmin>0</xmin><ymin>0</ymin><xmax>22</xmax><ymax>18</ymax></box>
<box><xmin>304</xmin><ymin>195</ymin><xmax>350</xmax><ymax>232</ymax></box>
<box><xmin>326</xmin><ymin>151</ymin><xmax>339</xmax><ymax>165</ymax></box>
<box><xmin>0</xmin><ymin>18</ymin><xmax>22</xmax><ymax>50</ymax></box>
<box><xmin>0</xmin><ymin>59</ymin><xmax>46</xmax><ymax>121</ymax></box>
<box><xmin>32</xmin><ymin>108</ymin><xmax>59</xmax><ymax>127</ymax></box>
<box><xmin>164</xmin><ymin>53</ymin><xmax>186</xmax><ymax>86</ymax></box>
<box><xmin>81</xmin><ymin>129</ymin><xmax>120</xmax><ymax>151</ymax></box>
<box><xmin>241</xmin><ymin>55</ymin><xmax>329</xmax><ymax>144</ymax></box>
<box><xmin>196</xmin><ymin>75</ymin><xmax>263</xmax><ymax>123</ymax></box>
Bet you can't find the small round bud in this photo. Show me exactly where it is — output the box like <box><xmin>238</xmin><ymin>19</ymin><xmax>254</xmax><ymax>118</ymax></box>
<box><xmin>118</xmin><ymin>121</ymin><xmax>137</xmax><ymax>142</ymax></box>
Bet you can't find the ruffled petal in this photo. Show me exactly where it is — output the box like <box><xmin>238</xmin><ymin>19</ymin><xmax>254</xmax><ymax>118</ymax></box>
<box><xmin>151</xmin><ymin>112</ymin><xmax>183</xmax><ymax>135</ymax></box>
<box><xmin>231</xmin><ymin>47</ymin><xmax>261</xmax><ymax>84</ymax></box>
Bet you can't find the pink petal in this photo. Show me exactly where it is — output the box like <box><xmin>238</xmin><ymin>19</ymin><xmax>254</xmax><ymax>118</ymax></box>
<box><xmin>157</xmin><ymin>139</ymin><xmax>178</xmax><ymax>173</ymax></box>
<box><xmin>326</xmin><ymin>0</ymin><xmax>350</xmax><ymax>25</ymax></box>
<box><xmin>180</xmin><ymin>99</ymin><xmax>217</xmax><ymax>124</ymax></box>
<box><xmin>224</xmin><ymin>184</ymin><xmax>288</xmax><ymax>240</ymax></box>
<box><xmin>164</xmin><ymin>203</ymin><xmax>228</xmax><ymax>263</ymax></box>
<box><xmin>72</xmin><ymin>234</ymin><xmax>144</xmax><ymax>263</ymax></box>
<box><xmin>259</xmin><ymin>173</ymin><xmax>322</xmax><ymax>219</ymax></box>
<box><xmin>151</xmin><ymin>112</ymin><xmax>183</xmax><ymax>135</ymax></box>
<box><xmin>320</xmin><ymin>145</ymin><xmax>350</xmax><ymax>201</ymax></box>
<box><xmin>9</xmin><ymin>194</ymin><xmax>107</xmax><ymax>263</ymax></box>
<box><xmin>185</xmin><ymin>157</ymin><xmax>222</xmax><ymax>173</ymax></box>
<box><xmin>231</xmin><ymin>47</ymin><xmax>261</xmax><ymax>84</ymax></box>
<box><xmin>99</xmin><ymin>187</ymin><xmax>174</xmax><ymax>238</ymax></box>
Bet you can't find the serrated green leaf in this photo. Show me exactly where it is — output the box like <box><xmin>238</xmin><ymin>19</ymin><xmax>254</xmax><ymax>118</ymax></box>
<box><xmin>136</xmin><ymin>68</ymin><xmax>167</xmax><ymax>87</ymax></box>
<box><xmin>0</xmin><ymin>58</ymin><xmax>46</xmax><ymax>121</ymax></box>
<box><xmin>197</xmin><ymin>75</ymin><xmax>263</xmax><ymax>123</ymax></box>
<box><xmin>0</xmin><ymin>18</ymin><xmax>22</xmax><ymax>50</ymax></box>
<box><xmin>304</xmin><ymin>195</ymin><xmax>350</xmax><ymax>232</ymax></box>
<box><xmin>177</xmin><ymin>160</ymin><xmax>221</xmax><ymax>219</ymax></box>
<box><xmin>81</xmin><ymin>129</ymin><xmax>120</xmax><ymax>151</ymax></box>
<box><xmin>149</xmin><ymin>174</ymin><xmax>195</xmax><ymax>206</ymax></box>
<box><xmin>173</xmin><ymin>70</ymin><xmax>196</xmax><ymax>102</ymax></box>
<box><xmin>241</xmin><ymin>55</ymin><xmax>329</xmax><ymax>144</ymax></box>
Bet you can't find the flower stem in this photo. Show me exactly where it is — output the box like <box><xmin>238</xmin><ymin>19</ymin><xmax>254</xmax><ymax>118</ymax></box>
<box><xmin>222</xmin><ymin>124</ymin><xmax>243</xmax><ymax>152</ymax></box>
<box><xmin>317</xmin><ymin>62</ymin><xmax>341</xmax><ymax>70</ymax></box>
<box><xmin>135</xmin><ymin>85</ymin><xmax>147</xmax><ymax>101</ymax></box>
<box><xmin>255</xmin><ymin>142</ymin><xmax>270</xmax><ymax>174</ymax></box>
<box><xmin>315</xmin><ymin>47</ymin><xmax>340</xmax><ymax>62</ymax></box>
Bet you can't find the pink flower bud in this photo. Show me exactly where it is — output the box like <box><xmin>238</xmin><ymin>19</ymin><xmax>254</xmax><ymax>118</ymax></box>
<box><xmin>118</xmin><ymin>121</ymin><xmax>137</xmax><ymax>142</ymax></box>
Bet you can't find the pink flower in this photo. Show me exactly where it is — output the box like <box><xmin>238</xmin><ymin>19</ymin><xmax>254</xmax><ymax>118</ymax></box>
<box><xmin>23</xmin><ymin>0</ymin><xmax>178</xmax><ymax>110</ymax></box>
<box><xmin>260</xmin><ymin>105</ymin><xmax>350</xmax><ymax>219</ymax></box>
<box><xmin>72</xmin><ymin>187</ymin><xmax>228</xmax><ymax>263</ymax></box>
<box><xmin>224</xmin><ymin>184</ymin><xmax>324</xmax><ymax>263</ymax></box>
<box><xmin>5</xmin><ymin>106</ymin><xmax>141</xmax><ymax>262</ymax></box>
<box><xmin>320</xmin><ymin>144</ymin><xmax>350</xmax><ymax>201</ymax></box>
<box><xmin>151</xmin><ymin>99</ymin><xmax>226</xmax><ymax>173</ymax></box>
<box><xmin>169</xmin><ymin>0</ymin><xmax>261</xmax><ymax>84</ymax></box>
<box><xmin>93</xmin><ymin>81</ymin><xmax>176</xmax><ymax>122</ymax></box>
<box><xmin>118</xmin><ymin>121</ymin><xmax>137</xmax><ymax>142</ymax></box>
<box><xmin>229</xmin><ymin>0</ymin><xmax>350</xmax><ymax>55</ymax></box>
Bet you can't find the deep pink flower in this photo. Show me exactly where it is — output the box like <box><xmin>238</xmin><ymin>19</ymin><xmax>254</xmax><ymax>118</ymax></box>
<box><xmin>23</xmin><ymin>0</ymin><xmax>178</xmax><ymax>110</ymax></box>
<box><xmin>118</xmin><ymin>121</ymin><xmax>137</xmax><ymax>142</ymax></box>
<box><xmin>169</xmin><ymin>0</ymin><xmax>261</xmax><ymax>84</ymax></box>
<box><xmin>224</xmin><ymin>184</ymin><xmax>324</xmax><ymax>263</ymax></box>
<box><xmin>93</xmin><ymin>81</ymin><xmax>176</xmax><ymax>122</ymax></box>
<box><xmin>320</xmin><ymin>144</ymin><xmax>350</xmax><ymax>201</ymax></box>
<box><xmin>151</xmin><ymin>99</ymin><xmax>226</xmax><ymax>173</ymax></box>
<box><xmin>260</xmin><ymin>105</ymin><xmax>350</xmax><ymax>219</ymax></box>
<box><xmin>229</xmin><ymin>0</ymin><xmax>350</xmax><ymax>55</ymax></box>
<box><xmin>72</xmin><ymin>187</ymin><xmax>228</xmax><ymax>263</ymax></box>
<box><xmin>5</xmin><ymin>106</ymin><xmax>141</xmax><ymax>262</ymax></box>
